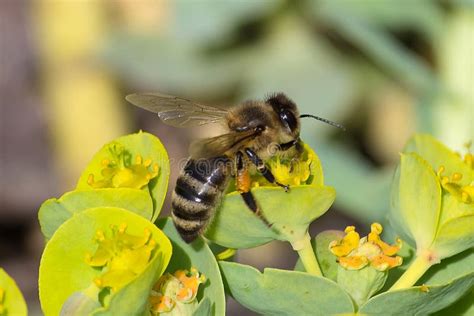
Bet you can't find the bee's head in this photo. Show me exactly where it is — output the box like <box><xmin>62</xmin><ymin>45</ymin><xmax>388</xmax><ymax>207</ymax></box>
<box><xmin>266</xmin><ymin>93</ymin><xmax>301</xmax><ymax>138</ymax></box>
<box><xmin>266</xmin><ymin>93</ymin><xmax>346</xmax><ymax>138</ymax></box>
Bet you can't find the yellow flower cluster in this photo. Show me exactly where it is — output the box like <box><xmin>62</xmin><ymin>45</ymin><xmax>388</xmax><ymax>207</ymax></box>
<box><xmin>437</xmin><ymin>166</ymin><xmax>474</xmax><ymax>204</ymax></box>
<box><xmin>85</xmin><ymin>223</ymin><xmax>156</xmax><ymax>292</ymax></box>
<box><xmin>329</xmin><ymin>223</ymin><xmax>402</xmax><ymax>271</ymax></box>
<box><xmin>253</xmin><ymin>145</ymin><xmax>316</xmax><ymax>188</ymax></box>
<box><xmin>269</xmin><ymin>156</ymin><xmax>311</xmax><ymax>186</ymax></box>
<box><xmin>88</xmin><ymin>144</ymin><xmax>159</xmax><ymax>189</ymax></box>
<box><xmin>149</xmin><ymin>268</ymin><xmax>206</xmax><ymax>314</ymax></box>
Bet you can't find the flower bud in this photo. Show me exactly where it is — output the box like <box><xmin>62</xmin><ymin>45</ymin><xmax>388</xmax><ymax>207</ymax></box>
<box><xmin>149</xmin><ymin>268</ymin><xmax>206</xmax><ymax>315</ymax></box>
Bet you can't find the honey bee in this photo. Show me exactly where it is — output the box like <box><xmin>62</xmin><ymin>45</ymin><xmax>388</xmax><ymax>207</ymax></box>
<box><xmin>126</xmin><ymin>92</ymin><xmax>344</xmax><ymax>243</ymax></box>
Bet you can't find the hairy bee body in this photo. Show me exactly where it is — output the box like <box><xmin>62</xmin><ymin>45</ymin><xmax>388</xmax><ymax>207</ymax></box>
<box><xmin>127</xmin><ymin>91</ymin><xmax>342</xmax><ymax>243</ymax></box>
<box><xmin>171</xmin><ymin>99</ymin><xmax>300</xmax><ymax>241</ymax></box>
<box><xmin>171</xmin><ymin>156</ymin><xmax>231</xmax><ymax>242</ymax></box>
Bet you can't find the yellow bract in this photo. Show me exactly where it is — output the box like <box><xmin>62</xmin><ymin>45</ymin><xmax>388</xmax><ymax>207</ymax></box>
<box><xmin>88</xmin><ymin>144</ymin><xmax>159</xmax><ymax>189</ymax></box>
<box><xmin>85</xmin><ymin>223</ymin><xmax>156</xmax><ymax>292</ymax></box>
<box><xmin>149</xmin><ymin>268</ymin><xmax>206</xmax><ymax>315</ymax></box>
<box><xmin>330</xmin><ymin>223</ymin><xmax>402</xmax><ymax>271</ymax></box>
<box><xmin>0</xmin><ymin>287</ymin><xmax>5</xmax><ymax>315</ymax></box>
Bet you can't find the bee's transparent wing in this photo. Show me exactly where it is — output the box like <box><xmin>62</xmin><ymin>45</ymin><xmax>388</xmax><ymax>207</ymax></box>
<box><xmin>189</xmin><ymin>129</ymin><xmax>258</xmax><ymax>159</ymax></box>
<box><xmin>126</xmin><ymin>92</ymin><xmax>229</xmax><ymax>127</ymax></box>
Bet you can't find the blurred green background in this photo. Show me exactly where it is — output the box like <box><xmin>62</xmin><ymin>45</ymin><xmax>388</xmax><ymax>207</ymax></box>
<box><xmin>1</xmin><ymin>0</ymin><xmax>473</xmax><ymax>315</ymax></box>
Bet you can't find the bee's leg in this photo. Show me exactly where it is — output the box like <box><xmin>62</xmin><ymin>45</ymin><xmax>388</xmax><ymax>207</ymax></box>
<box><xmin>244</xmin><ymin>148</ymin><xmax>290</xmax><ymax>192</ymax></box>
<box><xmin>241</xmin><ymin>192</ymin><xmax>258</xmax><ymax>213</ymax></box>
<box><xmin>294</xmin><ymin>138</ymin><xmax>304</xmax><ymax>156</ymax></box>
<box><xmin>235</xmin><ymin>151</ymin><xmax>256</xmax><ymax>212</ymax></box>
<box><xmin>242</xmin><ymin>191</ymin><xmax>271</xmax><ymax>226</ymax></box>
<box><xmin>235</xmin><ymin>151</ymin><xmax>270</xmax><ymax>224</ymax></box>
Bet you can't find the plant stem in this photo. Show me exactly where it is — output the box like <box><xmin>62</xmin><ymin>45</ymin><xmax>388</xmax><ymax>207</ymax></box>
<box><xmin>292</xmin><ymin>232</ymin><xmax>322</xmax><ymax>277</ymax></box>
<box><xmin>390</xmin><ymin>253</ymin><xmax>433</xmax><ymax>291</ymax></box>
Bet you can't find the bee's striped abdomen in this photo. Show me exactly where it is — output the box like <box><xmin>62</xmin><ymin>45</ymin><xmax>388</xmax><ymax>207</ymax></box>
<box><xmin>171</xmin><ymin>156</ymin><xmax>231</xmax><ymax>243</ymax></box>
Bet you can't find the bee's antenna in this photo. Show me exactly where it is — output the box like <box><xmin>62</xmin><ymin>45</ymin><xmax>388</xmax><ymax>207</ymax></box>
<box><xmin>300</xmin><ymin>114</ymin><xmax>346</xmax><ymax>131</ymax></box>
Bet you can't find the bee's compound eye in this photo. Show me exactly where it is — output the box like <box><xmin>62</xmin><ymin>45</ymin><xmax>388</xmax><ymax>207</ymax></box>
<box><xmin>279</xmin><ymin>109</ymin><xmax>297</xmax><ymax>132</ymax></box>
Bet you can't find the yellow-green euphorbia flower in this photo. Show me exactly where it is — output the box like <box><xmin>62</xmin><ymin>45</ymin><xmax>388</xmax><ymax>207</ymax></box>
<box><xmin>85</xmin><ymin>223</ymin><xmax>157</xmax><ymax>292</ymax></box>
<box><xmin>39</xmin><ymin>207</ymin><xmax>172</xmax><ymax>316</ymax></box>
<box><xmin>87</xmin><ymin>143</ymin><xmax>159</xmax><ymax>189</ymax></box>
<box><xmin>251</xmin><ymin>143</ymin><xmax>320</xmax><ymax>188</ymax></box>
<box><xmin>330</xmin><ymin>223</ymin><xmax>402</xmax><ymax>306</ymax></box>
<box><xmin>390</xmin><ymin>134</ymin><xmax>474</xmax><ymax>290</ymax></box>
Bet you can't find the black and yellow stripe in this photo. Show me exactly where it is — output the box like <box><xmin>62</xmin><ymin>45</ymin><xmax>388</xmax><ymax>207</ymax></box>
<box><xmin>171</xmin><ymin>156</ymin><xmax>231</xmax><ymax>243</ymax></box>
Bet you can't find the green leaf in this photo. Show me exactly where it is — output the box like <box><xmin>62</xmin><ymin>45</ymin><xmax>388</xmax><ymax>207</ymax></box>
<box><xmin>206</xmin><ymin>185</ymin><xmax>335</xmax><ymax>248</ymax></box>
<box><xmin>0</xmin><ymin>269</ymin><xmax>27</xmax><ymax>316</ymax></box>
<box><xmin>397</xmin><ymin>153</ymin><xmax>441</xmax><ymax>249</ymax></box>
<box><xmin>294</xmin><ymin>230</ymin><xmax>344</xmax><ymax>281</ymax></box>
<box><xmin>337</xmin><ymin>266</ymin><xmax>387</xmax><ymax>308</ymax></box>
<box><xmin>206</xmin><ymin>192</ymin><xmax>278</xmax><ymax>248</ymax></box>
<box><xmin>404</xmin><ymin>134</ymin><xmax>473</xmax><ymax>186</ymax></box>
<box><xmin>420</xmin><ymin>248</ymin><xmax>474</xmax><ymax>286</ymax></box>
<box><xmin>432</xmin><ymin>215</ymin><xmax>474</xmax><ymax>259</ymax></box>
<box><xmin>38</xmin><ymin>188</ymin><xmax>153</xmax><ymax>240</ymax></box>
<box><xmin>359</xmin><ymin>272</ymin><xmax>474</xmax><ymax>315</ymax></box>
<box><xmin>156</xmin><ymin>218</ymin><xmax>226</xmax><ymax>316</ymax></box>
<box><xmin>193</xmin><ymin>298</ymin><xmax>211</xmax><ymax>316</ymax></box>
<box><xmin>389</xmin><ymin>165</ymin><xmax>416</xmax><ymax>247</ymax></box>
<box><xmin>220</xmin><ymin>261</ymin><xmax>354</xmax><ymax>315</ymax></box>
<box><xmin>39</xmin><ymin>207</ymin><xmax>172</xmax><ymax>316</ymax></box>
<box><xmin>431</xmin><ymin>289</ymin><xmax>473</xmax><ymax>316</ymax></box>
<box><xmin>76</xmin><ymin>132</ymin><xmax>170</xmax><ymax>221</ymax></box>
